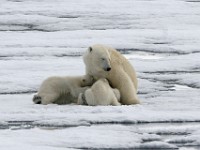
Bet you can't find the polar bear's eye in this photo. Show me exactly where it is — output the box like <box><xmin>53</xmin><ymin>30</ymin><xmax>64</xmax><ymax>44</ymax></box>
<box><xmin>101</xmin><ymin>58</ymin><xmax>105</xmax><ymax>61</ymax></box>
<box><xmin>82</xmin><ymin>79</ymin><xmax>86</xmax><ymax>82</ymax></box>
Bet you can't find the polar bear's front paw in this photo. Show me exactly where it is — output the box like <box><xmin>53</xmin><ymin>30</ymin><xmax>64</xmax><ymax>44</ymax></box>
<box><xmin>33</xmin><ymin>95</ymin><xmax>42</xmax><ymax>104</ymax></box>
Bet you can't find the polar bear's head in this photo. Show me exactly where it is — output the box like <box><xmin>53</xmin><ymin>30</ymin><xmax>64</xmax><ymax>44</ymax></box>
<box><xmin>81</xmin><ymin>75</ymin><xmax>94</xmax><ymax>87</ymax></box>
<box><xmin>83</xmin><ymin>44</ymin><xmax>112</xmax><ymax>77</ymax></box>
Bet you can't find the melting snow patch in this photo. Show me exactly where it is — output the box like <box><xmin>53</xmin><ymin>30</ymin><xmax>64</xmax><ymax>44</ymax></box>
<box><xmin>171</xmin><ymin>84</ymin><xmax>194</xmax><ymax>91</ymax></box>
<box><xmin>125</xmin><ymin>52</ymin><xmax>163</xmax><ymax>60</ymax></box>
<box><xmin>138</xmin><ymin>141</ymin><xmax>178</xmax><ymax>149</ymax></box>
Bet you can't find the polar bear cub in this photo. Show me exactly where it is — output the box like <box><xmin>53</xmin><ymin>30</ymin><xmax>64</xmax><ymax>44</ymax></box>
<box><xmin>78</xmin><ymin>78</ymin><xmax>121</xmax><ymax>106</ymax></box>
<box><xmin>33</xmin><ymin>75</ymin><xmax>94</xmax><ymax>105</ymax></box>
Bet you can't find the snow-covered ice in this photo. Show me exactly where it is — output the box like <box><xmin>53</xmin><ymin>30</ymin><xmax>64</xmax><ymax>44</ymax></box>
<box><xmin>0</xmin><ymin>0</ymin><xmax>200</xmax><ymax>149</ymax></box>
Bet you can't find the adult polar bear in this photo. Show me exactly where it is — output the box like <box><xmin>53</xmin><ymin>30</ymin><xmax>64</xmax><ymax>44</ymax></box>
<box><xmin>83</xmin><ymin>44</ymin><xmax>140</xmax><ymax>105</ymax></box>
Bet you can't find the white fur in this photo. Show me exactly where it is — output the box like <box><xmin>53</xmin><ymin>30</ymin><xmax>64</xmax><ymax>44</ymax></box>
<box><xmin>33</xmin><ymin>75</ymin><xmax>94</xmax><ymax>105</ymax></box>
<box><xmin>83</xmin><ymin>44</ymin><xmax>140</xmax><ymax>105</ymax></box>
<box><xmin>78</xmin><ymin>78</ymin><xmax>121</xmax><ymax>106</ymax></box>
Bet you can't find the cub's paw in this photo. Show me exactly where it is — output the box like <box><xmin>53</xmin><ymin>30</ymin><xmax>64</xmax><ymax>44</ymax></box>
<box><xmin>33</xmin><ymin>95</ymin><xmax>42</xmax><ymax>104</ymax></box>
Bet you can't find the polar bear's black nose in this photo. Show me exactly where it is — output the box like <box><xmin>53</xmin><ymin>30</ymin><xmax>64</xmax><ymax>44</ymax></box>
<box><xmin>106</xmin><ymin>67</ymin><xmax>111</xmax><ymax>71</ymax></box>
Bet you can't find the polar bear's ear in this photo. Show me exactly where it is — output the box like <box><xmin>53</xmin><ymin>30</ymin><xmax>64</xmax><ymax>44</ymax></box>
<box><xmin>89</xmin><ymin>47</ymin><xmax>92</xmax><ymax>52</ymax></box>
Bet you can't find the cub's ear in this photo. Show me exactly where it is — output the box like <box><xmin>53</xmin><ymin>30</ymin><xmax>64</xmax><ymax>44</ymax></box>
<box><xmin>102</xmin><ymin>78</ymin><xmax>107</xmax><ymax>83</ymax></box>
<box><xmin>89</xmin><ymin>47</ymin><xmax>92</xmax><ymax>52</ymax></box>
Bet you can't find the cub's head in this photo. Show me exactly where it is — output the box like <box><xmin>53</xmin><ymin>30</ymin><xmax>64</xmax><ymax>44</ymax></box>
<box><xmin>81</xmin><ymin>75</ymin><xmax>94</xmax><ymax>87</ymax></box>
<box><xmin>98</xmin><ymin>78</ymin><xmax>109</xmax><ymax>84</ymax></box>
<box><xmin>83</xmin><ymin>44</ymin><xmax>112</xmax><ymax>75</ymax></box>
<box><xmin>95</xmin><ymin>78</ymin><xmax>110</xmax><ymax>87</ymax></box>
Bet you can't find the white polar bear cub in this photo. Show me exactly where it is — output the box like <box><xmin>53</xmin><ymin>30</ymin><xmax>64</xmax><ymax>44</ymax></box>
<box><xmin>78</xmin><ymin>78</ymin><xmax>121</xmax><ymax>106</ymax></box>
<box><xmin>33</xmin><ymin>75</ymin><xmax>94</xmax><ymax>105</ymax></box>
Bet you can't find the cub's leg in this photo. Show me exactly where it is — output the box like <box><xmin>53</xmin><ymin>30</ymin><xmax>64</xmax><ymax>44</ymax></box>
<box><xmin>112</xmin><ymin>88</ymin><xmax>120</xmax><ymax>101</ymax></box>
<box><xmin>40</xmin><ymin>93</ymin><xmax>60</xmax><ymax>105</ymax></box>
<box><xmin>111</xmin><ymin>98</ymin><xmax>121</xmax><ymax>106</ymax></box>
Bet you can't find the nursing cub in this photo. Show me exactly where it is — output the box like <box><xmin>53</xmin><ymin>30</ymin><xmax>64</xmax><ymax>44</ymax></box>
<box><xmin>78</xmin><ymin>78</ymin><xmax>121</xmax><ymax>106</ymax></box>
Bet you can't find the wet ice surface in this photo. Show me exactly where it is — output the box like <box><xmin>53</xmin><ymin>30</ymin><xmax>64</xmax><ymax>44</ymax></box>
<box><xmin>0</xmin><ymin>0</ymin><xmax>200</xmax><ymax>149</ymax></box>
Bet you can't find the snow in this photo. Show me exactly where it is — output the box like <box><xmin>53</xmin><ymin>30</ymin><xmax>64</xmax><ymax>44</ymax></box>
<box><xmin>0</xmin><ymin>125</ymin><xmax>176</xmax><ymax>150</ymax></box>
<box><xmin>0</xmin><ymin>0</ymin><xmax>200</xmax><ymax>149</ymax></box>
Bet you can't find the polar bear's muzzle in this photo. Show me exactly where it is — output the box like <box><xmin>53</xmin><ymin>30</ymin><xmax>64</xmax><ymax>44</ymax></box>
<box><xmin>105</xmin><ymin>67</ymin><xmax>111</xmax><ymax>71</ymax></box>
<box><xmin>103</xmin><ymin>66</ymin><xmax>111</xmax><ymax>72</ymax></box>
<box><xmin>102</xmin><ymin>58</ymin><xmax>111</xmax><ymax>72</ymax></box>
<box><xmin>103</xmin><ymin>63</ymin><xmax>111</xmax><ymax>72</ymax></box>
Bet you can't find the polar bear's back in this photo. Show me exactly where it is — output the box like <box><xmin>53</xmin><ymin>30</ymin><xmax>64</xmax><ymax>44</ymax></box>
<box><xmin>38</xmin><ymin>76</ymin><xmax>82</xmax><ymax>95</ymax></box>
<box><xmin>88</xmin><ymin>79</ymin><xmax>116</xmax><ymax>105</ymax></box>
<box><xmin>108</xmin><ymin>46</ymin><xmax>138</xmax><ymax>90</ymax></box>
